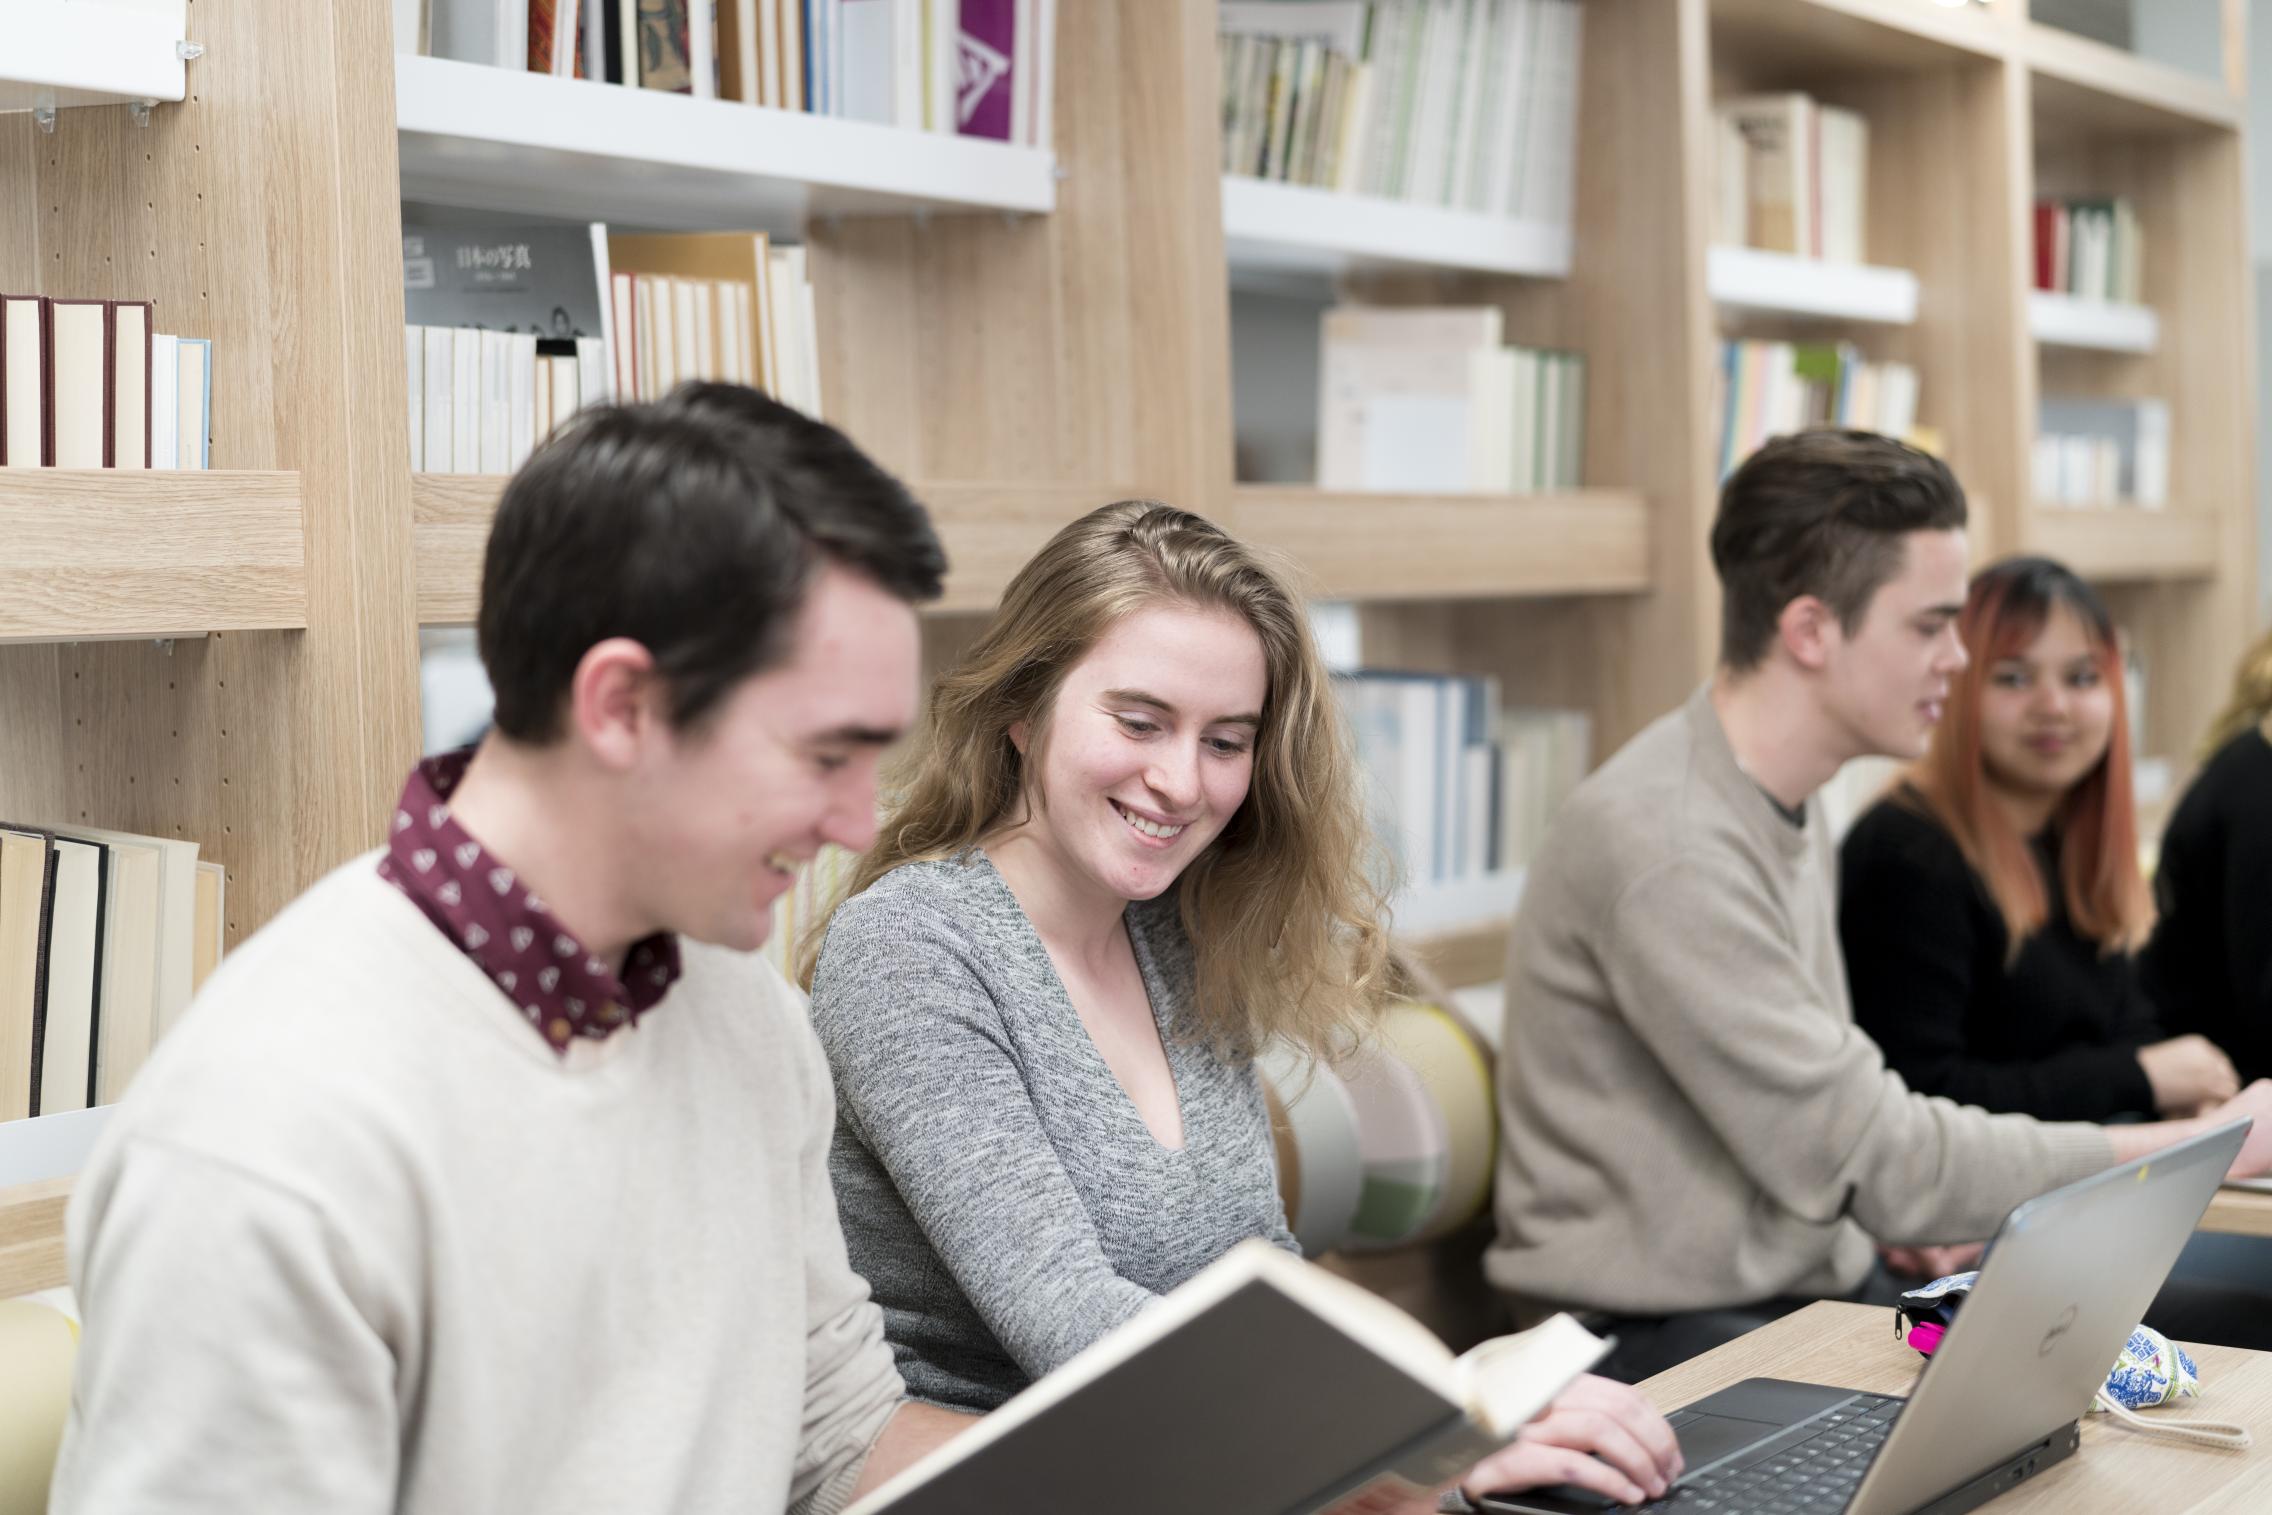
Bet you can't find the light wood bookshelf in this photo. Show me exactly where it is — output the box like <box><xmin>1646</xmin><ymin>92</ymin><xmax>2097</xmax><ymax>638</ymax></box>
<box><xmin>0</xmin><ymin>471</ymin><xmax>306</xmax><ymax>642</ymax></box>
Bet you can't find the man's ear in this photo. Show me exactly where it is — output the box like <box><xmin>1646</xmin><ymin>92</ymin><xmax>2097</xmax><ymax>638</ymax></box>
<box><xmin>1777</xmin><ymin>595</ymin><xmax>1840</xmax><ymax>673</ymax></box>
<box><xmin>567</xmin><ymin>638</ymin><xmax>663</xmax><ymax>769</ymax></box>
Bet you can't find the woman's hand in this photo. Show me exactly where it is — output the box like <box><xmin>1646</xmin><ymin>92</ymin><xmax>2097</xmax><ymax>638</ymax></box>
<box><xmin>1459</xmin><ymin>1374</ymin><xmax>1684</xmax><ymax>1508</ymax></box>
<box><xmin>2138</xmin><ymin>1035</ymin><xmax>2241</xmax><ymax>1117</ymax></box>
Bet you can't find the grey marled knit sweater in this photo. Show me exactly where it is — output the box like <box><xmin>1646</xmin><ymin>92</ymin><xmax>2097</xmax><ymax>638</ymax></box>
<box><xmin>808</xmin><ymin>852</ymin><xmax>1297</xmax><ymax>1411</ymax></box>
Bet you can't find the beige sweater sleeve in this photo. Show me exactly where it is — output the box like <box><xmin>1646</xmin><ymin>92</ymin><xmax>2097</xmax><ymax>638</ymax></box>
<box><xmin>50</xmin><ymin>1139</ymin><xmax>402</xmax><ymax>1515</ymax></box>
<box><xmin>786</xmin><ymin>1020</ymin><xmax>909</xmax><ymax>1515</ymax></box>
<box><xmin>1605</xmin><ymin>853</ymin><xmax>2113</xmax><ymax>1246</ymax></box>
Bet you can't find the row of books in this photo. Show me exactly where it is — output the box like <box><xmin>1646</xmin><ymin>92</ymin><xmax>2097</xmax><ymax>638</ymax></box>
<box><xmin>402</xmin><ymin>220</ymin><xmax>823</xmax><ymax>469</ymax></box>
<box><xmin>1216</xmin><ymin>0</ymin><xmax>1584</xmax><ymax>225</ymax></box>
<box><xmin>1339</xmin><ymin>670</ymin><xmax>1592</xmax><ymax>890</ymax></box>
<box><xmin>1</xmin><ymin>822</ymin><xmax>221</xmax><ymax>1125</ymax></box>
<box><xmin>2034</xmin><ymin>196</ymin><xmax>2144</xmax><ymax>305</ymax></box>
<box><xmin>406</xmin><ymin>0</ymin><xmax>1055</xmax><ymax>146</ymax></box>
<box><xmin>1317</xmin><ymin>305</ymin><xmax>1586</xmax><ymax>494</ymax></box>
<box><xmin>0</xmin><ymin>296</ymin><xmax>212</xmax><ymax>471</ymax></box>
<box><xmin>1712</xmin><ymin>92</ymin><xmax>1870</xmax><ymax>265</ymax></box>
<box><xmin>2033</xmin><ymin>395</ymin><xmax>2170</xmax><ymax>509</ymax></box>
<box><xmin>1715</xmin><ymin>339</ymin><xmax>1920</xmax><ymax>480</ymax></box>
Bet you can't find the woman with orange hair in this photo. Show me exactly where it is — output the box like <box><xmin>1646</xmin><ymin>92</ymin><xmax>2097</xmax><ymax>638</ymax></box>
<box><xmin>1838</xmin><ymin>556</ymin><xmax>2239</xmax><ymax>1121</ymax></box>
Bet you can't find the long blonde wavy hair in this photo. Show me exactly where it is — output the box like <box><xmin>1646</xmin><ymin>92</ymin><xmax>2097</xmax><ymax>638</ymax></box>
<box><xmin>2197</xmin><ymin>625</ymin><xmax>2272</xmax><ymax>764</ymax></box>
<box><xmin>799</xmin><ymin>500</ymin><xmax>1392</xmax><ymax>1062</ymax></box>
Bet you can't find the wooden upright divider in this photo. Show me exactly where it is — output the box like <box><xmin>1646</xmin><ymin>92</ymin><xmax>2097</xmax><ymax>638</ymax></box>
<box><xmin>0</xmin><ymin>0</ymin><xmax>420</xmax><ymax>957</ymax></box>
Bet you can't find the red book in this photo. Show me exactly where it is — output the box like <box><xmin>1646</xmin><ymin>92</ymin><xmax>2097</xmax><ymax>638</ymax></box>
<box><xmin>530</xmin><ymin>0</ymin><xmax>558</xmax><ymax>71</ymax></box>
<box><xmin>2033</xmin><ymin>202</ymin><xmax>2057</xmax><ymax>293</ymax></box>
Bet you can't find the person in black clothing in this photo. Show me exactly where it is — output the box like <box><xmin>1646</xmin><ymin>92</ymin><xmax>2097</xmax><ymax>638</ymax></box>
<box><xmin>2142</xmin><ymin>628</ymin><xmax>2272</xmax><ymax>1085</ymax></box>
<box><xmin>1841</xmin><ymin>558</ymin><xmax>2240</xmax><ymax>1123</ymax></box>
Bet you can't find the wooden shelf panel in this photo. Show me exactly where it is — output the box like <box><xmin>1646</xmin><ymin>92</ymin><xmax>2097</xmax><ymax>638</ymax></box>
<box><xmin>396</xmin><ymin>55</ymin><xmax>1056</xmax><ymax>232</ymax></box>
<box><xmin>1220</xmin><ymin>177</ymin><xmax>1571</xmax><ymax>283</ymax></box>
<box><xmin>0</xmin><ymin>470</ymin><xmax>307</xmax><ymax>642</ymax></box>
<box><xmin>1708</xmin><ymin>0</ymin><xmax>2006</xmax><ymax>77</ymax></box>
<box><xmin>2023</xmin><ymin>506</ymin><xmax>2220</xmax><ymax>581</ymax></box>
<box><xmin>2</xmin><ymin>0</ymin><xmax>187</xmax><ymax>113</ymax></box>
<box><xmin>413</xmin><ymin>474</ymin><xmax>1138</xmax><ymax>624</ymax></box>
<box><xmin>2026</xmin><ymin>25</ymin><xmax>2241</xmax><ymax>142</ymax></box>
<box><xmin>0</xmin><ymin>1175</ymin><xmax>73</xmax><ymax>1297</ymax></box>
<box><xmin>1225</xmin><ymin>486</ymin><xmax>1651</xmax><ymax>601</ymax></box>
<box><xmin>1708</xmin><ymin>245</ymin><xmax>1919</xmax><ymax>325</ymax></box>
<box><xmin>2027</xmin><ymin>290</ymin><xmax>2158</xmax><ymax>354</ymax></box>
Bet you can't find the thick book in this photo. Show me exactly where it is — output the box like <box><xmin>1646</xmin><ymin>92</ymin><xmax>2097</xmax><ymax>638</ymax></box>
<box><xmin>37</xmin><ymin>837</ymin><xmax>106</xmax><ymax>1116</ymax></box>
<box><xmin>111</xmin><ymin>300</ymin><xmax>153</xmax><ymax>470</ymax></box>
<box><xmin>957</xmin><ymin>0</ymin><xmax>1014</xmax><ymax>139</ymax></box>
<box><xmin>0</xmin><ymin>293</ymin><xmax>51</xmax><ymax>467</ymax></box>
<box><xmin>843</xmin><ymin>1239</ymin><xmax>1610</xmax><ymax>1515</ymax></box>
<box><xmin>0</xmin><ymin>827</ymin><xmax>60</xmax><ymax>1122</ymax></box>
<box><xmin>49</xmin><ymin>298</ymin><xmax>111</xmax><ymax>469</ymax></box>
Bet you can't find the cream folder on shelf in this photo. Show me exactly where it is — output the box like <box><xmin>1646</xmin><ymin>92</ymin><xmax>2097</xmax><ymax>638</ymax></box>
<box><xmin>57</xmin><ymin>826</ymin><xmax>201</xmax><ymax>1046</ymax></box>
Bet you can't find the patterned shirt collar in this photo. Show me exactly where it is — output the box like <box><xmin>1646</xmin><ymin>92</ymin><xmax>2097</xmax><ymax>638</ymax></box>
<box><xmin>377</xmin><ymin>748</ymin><xmax>682</xmax><ymax>1054</ymax></box>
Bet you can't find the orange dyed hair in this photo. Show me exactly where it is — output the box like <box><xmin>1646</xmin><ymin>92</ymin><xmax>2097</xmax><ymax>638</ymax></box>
<box><xmin>1903</xmin><ymin>556</ymin><xmax>2150</xmax><ymax>958</ymax></box>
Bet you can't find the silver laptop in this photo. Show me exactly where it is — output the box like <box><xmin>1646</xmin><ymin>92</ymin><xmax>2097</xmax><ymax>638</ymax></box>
<box><xmin>1488</xmin><ymin>1119</ymin><xmax>2249</xmax><ymax>1515</ymax></box>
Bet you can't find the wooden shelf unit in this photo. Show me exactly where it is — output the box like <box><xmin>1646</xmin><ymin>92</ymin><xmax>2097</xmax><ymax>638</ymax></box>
<box><xmin>2023</xmin><ymin>507</ymin><xmax>2221</xmax><ymax>583</ymax></box>
<box><xmin>1</xmin><ymin>0</ymin><xmax>419</xmax><ymax>966</ymax></box>
<box><xmin>0</xmin><ymin>471</ymin><xmax>307</xmax><ymax>642</ymax></box>
<box><xmin>395</xmin><ymin>55</ymin><xmax>1057</xmax><ymax>232</ymax></box>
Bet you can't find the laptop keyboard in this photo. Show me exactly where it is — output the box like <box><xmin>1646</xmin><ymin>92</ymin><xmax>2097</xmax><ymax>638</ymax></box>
<box><xmin>1637</xmin><ymin>1393</ymin><xmax>1904</xmax><ymax>1513</ymax></box>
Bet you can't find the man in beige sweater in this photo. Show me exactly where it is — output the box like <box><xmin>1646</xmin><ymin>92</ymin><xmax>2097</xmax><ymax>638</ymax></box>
<box><xmin>1489</xmin><ymin>429</ymin><xmax>2272</xmax><ymax>1381</ymax></box>
<box><xmin>51</xmin><ymin>387</ymin><xmax>973</xmax><ymax>1513</ymax></box>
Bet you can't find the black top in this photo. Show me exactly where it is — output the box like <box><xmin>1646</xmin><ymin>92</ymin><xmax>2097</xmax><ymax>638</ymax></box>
<box><xmin>1839</xmin><ymin>789</ymin><xmax>2158</xmax><ymax>1121</ymax></box>
<box><xmin>2140</xmin><ymin>725</ymin><xmax>2272</xmax><ymax>1084</ymax></box>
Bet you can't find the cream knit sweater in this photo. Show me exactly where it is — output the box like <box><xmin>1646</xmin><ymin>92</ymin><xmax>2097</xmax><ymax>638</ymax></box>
<box><xmin>50</xmin><ymin>858</ymin><xmax>904</xmax><ymax>1515</ymax></box>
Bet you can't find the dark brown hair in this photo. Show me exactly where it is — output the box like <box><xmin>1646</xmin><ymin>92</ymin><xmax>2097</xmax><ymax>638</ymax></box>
<box><xmin>1712</xmin><ymin>429</ymin><xmax>1968</xmax><ymax>672</ymax></box>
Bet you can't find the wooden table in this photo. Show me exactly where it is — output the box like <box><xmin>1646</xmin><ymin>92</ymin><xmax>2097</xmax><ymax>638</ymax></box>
<box><xmin>2200</xmin><ymin>1187</ymin><xmax>2272</xmax><ymax>1239</ymax></box>
<box><xmin>1639</xmin><ymin>1302</ymin><xmax>2272</xmax><ymax>1512</ymax></box>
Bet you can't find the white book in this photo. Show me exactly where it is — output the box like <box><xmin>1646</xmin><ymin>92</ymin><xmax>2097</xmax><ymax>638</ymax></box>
<box><xmin>401</xmin><ymin>327</ymin><xmax>423</xmax><ymax>470</ymax></box>
<box><xmin>56</xmin><ymin>824</ymin><xmax>200</xmax><ymax>1044</ymax></box>
<box><xmin>576</xmin><ymin>337</ymin><xmax>609</xmax><ymax>417</ymax></box>
<box><xmin>481</xmin><ymin>329</ymin><xmax>513</xmax><ymax>473</ymax></box>
<box><xmin>1316</xmin><ymin>306</ymin><xmax>1504</xmax><ymax>492</ymax></box>
<box><xmin>1009</xmin><ymin>0</ymin><xmax>1035</xmax><ymax>145</ymax></box>
<box><xmin>449</xmin><ymin>326</ymin><xmax>480</xmax><ymax>471</ymax></box>
<box><xmin>552</xmin><ymin>0</ymin><xmax>582</xmax><ymax>73</ymax></box>
<box><xmin>548</xmin><ymin>354</ymin><xmax>581</xmax><ymax>434</ymax></box>
<box><xmin>584</xmin><ymin>0</ymin><xmax>610</xmax><ymax>80</ymax></box>
<box><xmin>429</xmin><ymin>0</ymin><xmax>508</xmax><ymax>66</ymax></box>
<box><xmin>611</xmin><ymin>273</ymin><xmax>638</xmax><ymax>401</ymax></box>
<box><xmin>423</xmin><ymin>326</ymin><xmax>455</xmax><ymax>472</ymax></box>
<box><xmin>891</xmin><ymin>0</ymin><xmax>924</xmax><ymax>128</ymax></box>
<box><xmin>673</xmin><ymin>278</ymin><xmax>703</xmax><ymax>380</ymax></box>
<box><xmin>1492</xmin><ymin>0</ymin><xmax>1542</xmax><ymax>217</ymax></box>
<box><xmin>150</xmin><ymin>334</ymin><xmax>181</xmax><ymax>471</ymax></box>
<box><xmin>37</xmin><ymin>839</ymin><xmax>105</xmax><ymax>1116</ymax></box>
<box><xmin>690</xmin><ymin>0</ymin><xmax>717</xmax><ymax>97</ymax></box>
<box><xmin>759</xmin><ymin>0</ymin><xmax>784</xmax><ymax>107</ymax></box>
<box><xmin>838</xmin><ymin>0</ymin><xmax>893</xmax><ymax>121</ymax></box>
<box><xmin>508</xmin><ymin>331</ymin><xmax>538</xmax><ymax>469</ymax></box>
<box><xmin>2134</xmin><ymin>398</ymin><xmax>2170</xmax><ymax>508</ymax></box>
<box><xmin>799</xmin><ymin>278</ymin><xmax>823</xmax><ymax>415</ymax></box>
<box><xmin>393</xmin><ymin>0</ymin><xmax>429</xmax><ymax>54</ymax></box>
<box><xmin>652</xmin><ymin>277</ymin><xmax>679</xmax><ymax>392</ymax></box>
<box><xmin>533</xmin><ymin>356</ymin><xmax>552</xmax><ymax>447</ymax></box>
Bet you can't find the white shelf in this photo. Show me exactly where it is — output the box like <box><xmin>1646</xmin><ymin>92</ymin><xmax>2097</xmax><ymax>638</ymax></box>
<box><xmin>2027</xmin><ymin>290</ymin><xmax>2159</xmax><ymax>354</ymax></box>
<box><xmin>1707</xmin><ymin>244</ymin><xmax>1919</xmax><ymax>326</ymax></box>
<box><xmin>1393</xmin><ymin>869</ymin><xmax>1528</xmax><ymax>939</ymax></box>
<box><xmin>1221</xmin><ymin>176</ymin><xmax>1571</xmax><ymax>283</ymax></box>
<box><xmin>395</xmin><ymin>55</ymin><xmax>1056</xmax><ymax>232</ymax></box>
<box><xmin>1</xmin><ymin>0</ymin><xmax>187</xmax><ymax>114</ymax></box>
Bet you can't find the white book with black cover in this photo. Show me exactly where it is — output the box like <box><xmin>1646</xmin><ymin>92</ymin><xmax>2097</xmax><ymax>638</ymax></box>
<box><xmin>843</xmin><ymin>1238</ymin><xmax>1610</xmax><ymax>1515</ymax></box>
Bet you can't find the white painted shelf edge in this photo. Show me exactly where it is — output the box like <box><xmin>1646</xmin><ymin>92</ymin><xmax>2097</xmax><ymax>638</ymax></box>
<box><xmin>396</xmin><ymin>54</ymin><xmax>1055</xmax><ymax>225</ymax></box>
<box><xmin>1707</xmin><ymin>244</ymin><xmax>1920</xmax><ymax>326</ymax></box>
<box><xmin>2026</xmin><ymin>290</ymin><xmax>2159</xmax><ymax>354</ymax></box>
<box><xmin>1222</xmin><ymin>176</ymin><xmax>1572</xmax><ymax>280</ymax></box>
<box><xmin>1</xmin><ymin>0</ymin><xmax>187</xmax><ymax>112</ymax></box>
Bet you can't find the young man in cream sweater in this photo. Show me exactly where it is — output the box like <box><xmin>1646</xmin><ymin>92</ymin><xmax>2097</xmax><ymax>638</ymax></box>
<box><xmin>51</xmin><ymin>386</ymin><xmax>973</xmax><ymax>1513</ymax></box>
<box><xmin>1489</xmin><ymin>428</ymin><xmax>2272</xmax><ymax>1381</ymax></box>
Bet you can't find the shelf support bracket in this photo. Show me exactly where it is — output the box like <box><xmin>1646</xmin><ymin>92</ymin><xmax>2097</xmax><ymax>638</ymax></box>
<box><xmin>129</xmin><ymin>101</ymin><xmax>154</xmax><ymax>128</ymax></box>
<box><xmin>176</xmin><ymin>40</ymin><xmax>207</xmax><ymax>62</ymax></box>
<box><xmin>33</xmin><ymin>95</ymin><xmax>56</xmax><ymax>134</ymax></box>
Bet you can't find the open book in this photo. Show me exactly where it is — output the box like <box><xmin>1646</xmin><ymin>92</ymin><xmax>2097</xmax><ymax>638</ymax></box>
<box><xmin>844</xmin><ymin>1238</ymin><xmax>1609</xmax><ymax>1515</ymax></box>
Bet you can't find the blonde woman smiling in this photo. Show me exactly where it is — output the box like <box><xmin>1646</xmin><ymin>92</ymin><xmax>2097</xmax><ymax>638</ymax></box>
<box><xmin>805</xmin><ymin>501</ymin><xmax>1680</xmax><ymax>1509</ymax></box>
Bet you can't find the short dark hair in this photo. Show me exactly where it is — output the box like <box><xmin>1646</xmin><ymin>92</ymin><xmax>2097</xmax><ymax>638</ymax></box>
<box><xmin>478</xmin><ymin>383</ymin><xmax>947</xmax><ymax>742</ymax></box>
<box><xmin>1711</xmin><ymin>429</ymin><xmax>1968</xmax><ymax>672</ymax></box>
